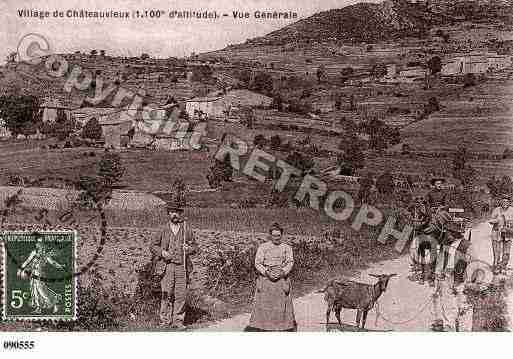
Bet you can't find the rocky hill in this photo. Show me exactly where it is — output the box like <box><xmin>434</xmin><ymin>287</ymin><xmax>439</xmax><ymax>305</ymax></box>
<box><xmin>245</xmin><ymin>0</ymin><xmax>431</xmax><ymax>46</ymax></box>
<box><xmin>237</xmin><ymin>0</ymin><xmax>513</xmax><ymax>47</ymax></box>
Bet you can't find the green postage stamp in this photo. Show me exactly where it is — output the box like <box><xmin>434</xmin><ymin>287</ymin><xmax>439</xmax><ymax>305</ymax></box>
<box><xmin>1</xmin><ymin>231</ymin><xmax>77</xmax><ymax>321</ymax></box>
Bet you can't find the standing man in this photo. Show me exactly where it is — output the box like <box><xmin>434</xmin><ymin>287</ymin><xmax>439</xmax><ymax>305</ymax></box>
<box><xmin>151</xmin><ymin>203</ymin><xmax>198</xmax><ymax>329</ymax></box>
<box><xmin>489</xmin><ymin>194</ymin><xmax>513</xmax><ymax>274</ymax></box>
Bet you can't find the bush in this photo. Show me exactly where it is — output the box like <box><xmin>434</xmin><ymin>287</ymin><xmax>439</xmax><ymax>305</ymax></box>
<box><xmin>253</xmin><ymin>134</ymin><xmax>267</xmax><ymax>149</ymax></box>
<box><xmin>82</xmin><ymin>118</ymin><xmax>103</xmax><ymax>140</ymax></box>
<box><xmin>191</xmin><ymin>65</ymin><xmax>213</xmax><ymax>83</ymax></box>
<box><xmin>269</xmin><ymin>135</ymin><xmax>282</xmax><ymax>150</ymax></box>
<box><xmin>0</xmin><ymin>95</ymin><xmax>40</xmax><ymax>138</ymax></box>
<box><xmin>285</xmin><ymin>151</ymin><xmax>314</xmax><ymax>175</ymax></box>
<box><xmin>250</xmin><ymin>72</ymin><xmax>274</xmax><ymax>95</ymax></box>
<box><xmin>271</xmin><ymin>94</ymin><xmax>284</xmax><ymax>111</ymax></box>
<box><xmin>207</xmin><ymin>154</ymin><xmax>233</xmax><ymax>188</ymax></box>
<box><xmin>98</xmin><ymin>151</ymin><xmax>125</xmax><ymax>186</ymax></box>
<box><xmin>463</xmin><ymin>73</ymin><xmax>477</xmax><ymax>87</ymax></box>
<box><xmin>337</xmin><ymin>141</ymin><xmax>365</xmax><ymax>176</ymax></box>
<box><xmin>288</xmin><ymin>100</ymin><xmax>312</xmax><ymax>115</ymax></box>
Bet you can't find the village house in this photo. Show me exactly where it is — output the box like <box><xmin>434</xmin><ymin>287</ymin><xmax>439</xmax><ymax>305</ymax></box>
<box><xmin>442</xmin><ymin>52</ymin><xmax>512</xmax><ymax>75</ymax></box>
<box><xmin>40</xmin><ymin>98</ymin><xmax>77</xmax><ymax>123</ymax></box>
<box><xmin>185</xmin><ymin>89</ymin><xmax>272</xmax><ymax>121</ymax></box>
<box><xmin>70</xmin><ymin>107</ymin><xmax>135</xmax><ymax>149</ymax></box>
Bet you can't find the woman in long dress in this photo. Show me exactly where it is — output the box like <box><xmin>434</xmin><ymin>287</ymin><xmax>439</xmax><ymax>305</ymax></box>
<box><xmin>246</xmin><ymin>223</ymin><xmax>296</xmax><ymax>331</ymax></box>
<box><xmin>17</xmin><ymin>239</ymin><xmax>65</xmax><ymax>314</ymax></box>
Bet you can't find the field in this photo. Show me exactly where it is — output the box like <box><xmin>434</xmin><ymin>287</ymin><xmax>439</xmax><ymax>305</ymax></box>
<box><xmin>401</xmin><ymin>75</ymin><xmax>513</xmax><ymax>156</ymax></box>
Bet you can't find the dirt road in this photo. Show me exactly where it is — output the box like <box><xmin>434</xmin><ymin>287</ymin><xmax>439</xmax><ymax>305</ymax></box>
<box><xmin>199</xmin><ymin>221</ymin><xmax>509</xmax><ymax>332</ymax></box>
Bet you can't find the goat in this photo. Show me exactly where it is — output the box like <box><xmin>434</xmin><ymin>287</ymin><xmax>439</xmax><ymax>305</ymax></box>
<box><xmin>318</xmin><ymin>273</ymin><xmax>397</xmax><ymax>330</ymax></box>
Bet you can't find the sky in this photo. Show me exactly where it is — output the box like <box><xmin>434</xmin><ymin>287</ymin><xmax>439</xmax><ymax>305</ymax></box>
<box><xmin>0</xmin><ymin>0</ymin><xmax>380</xmax><ymax>63</ymax></box>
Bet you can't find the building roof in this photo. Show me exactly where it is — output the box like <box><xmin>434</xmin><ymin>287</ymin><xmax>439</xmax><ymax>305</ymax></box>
<box><xmin>186</xmin><ymin>96</ymin><xmax>222</xmax><ymax>103</ymax></box>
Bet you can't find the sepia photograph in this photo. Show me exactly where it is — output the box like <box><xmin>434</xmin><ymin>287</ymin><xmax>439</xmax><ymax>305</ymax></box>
<box><xmin>0</xmin><ymin>0</ymin><xmax>512</xmax><ymax>353</ymax></box>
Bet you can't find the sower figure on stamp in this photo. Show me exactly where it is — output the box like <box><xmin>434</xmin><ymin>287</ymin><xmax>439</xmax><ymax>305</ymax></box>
<box><xmin>150</xmin><ymin>202</ymin><xmax>198</xmax><ymax>329</ymax></box>
<box><xmin>17</xmin><ymin>237</ymin><xmax>65</xmax><ymax>315</ymax></box>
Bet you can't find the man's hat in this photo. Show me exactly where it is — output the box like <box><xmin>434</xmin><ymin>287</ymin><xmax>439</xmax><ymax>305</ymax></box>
<box><xmin>269</xmin><ymin>222</ymin><xmax>284</xmax><ymax>234</ymax></box>
<box><xmin>166</xmin><ymin>202</ymin><xmax>184</xmax><ymax>213</ymax></box>
<box><xmin>430</xmin><ymin>177</ymin><xmax>446</xmax><ymax>186</ymax></box>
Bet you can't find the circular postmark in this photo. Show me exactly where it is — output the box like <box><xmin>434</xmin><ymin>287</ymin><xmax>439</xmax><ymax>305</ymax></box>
<box><xmin>0</xmin><ymin>176</ymin><xmax>109</xmax><ymax>282</ymax></box>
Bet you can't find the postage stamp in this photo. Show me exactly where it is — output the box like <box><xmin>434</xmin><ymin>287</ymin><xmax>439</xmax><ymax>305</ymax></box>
<box><xmin>1</xmin><ymin>231</ymin><xmax>77</xmax><ymax>321</ymax></box>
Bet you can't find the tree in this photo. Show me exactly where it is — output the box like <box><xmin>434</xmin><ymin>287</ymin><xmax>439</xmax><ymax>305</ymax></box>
<box><xmin>0</xmin><ymin>95</ymin><xmax>40</xmax><ymax>138</ymax></box>
<box><xmin>401</xmin><ymin>143</ymin><xmax>411</xmax><ymax>155</ymax></box>
<box><xmin>191</xmin><ymin>65</ymin><xmax>213</xmax><ymax>82</ymax></box>
<box><xmin>140</xmin><ymin>53</ymin><xmax>150</xmax><ymax>60</ymax></box>
<box><xmin>6</xmin><ymin>51</ymin><xmax>17</xmax><ymax>63</ymax></box>
<box><xmin>90</xmin><ymin>49</ymin><xmax>98</xmax><ymax>56</ymax></box>
<box><xmin>270</xmin><ymin>135</ymin><xmax>282</xmax><ymax>150</ymax></box>
<box><xmin>349</xmin><ymin>94</ymin><xmax>356</xmax><ymax>111</ymax></box>
<box><xmin>340</xmin><ymin>67</ymin><xmax>354</xmax><ymax>77</ymax></box>
<box><xmin>371</xmin><ymin>63</ymin><xmax>387</xmax><ymax>78</ymax></box>
<box><xmin>335</xmin><ymin>96</ymin><xmax>342</xmax><ymax>110</ymax></box>
<box><xmin>285</xmin><ymin>151</ymin><xmax>314</xmax><ymax>175</ymax></box>
<box><xmin>251</xmin><ymin>72</ymin><xmax>273</xmax><ymax>95</ymax></box>
<box><xmin>463</xmin><ymin>73</ymin><xmax>477</xmax><ymax>87</ymax></box>
<box><xmin>503</xmin><ymin>148</ymin><xmax>513</xmax><ymax>160</ymax></box>
<box><xmin>457</xmin><ymin>165</ymin><xmax>478</xmax><ymax>188</ymax></box>
<box><xmin>337</xmin><ymin>141</ymin><xmax>365</xmax><ymax>176</ymax></box>
<box><xmin>271</xmin><ymin>93</ymin><xmax>284</xmax><ymax>111</ymax></box>
<box><xmin>387</xmin><ymin>127</ymin><xmax>401</xmax><ymax>146</ymax></box>
<box><xmin>425</xmin><ymin>96</ymin><xmax>440</xmax><ymax>115</ymax></box>
<box><xmin>316</xmin><ymin>64</ymin><xmax>327</xmax><ymax>84</ymax></box>
<box><xmin>376</xmin><ymin>170</ymin><xmax>395</xmax><ymax>196</ymax></box>
<box><xmin>357</xmin><ymin>173</ymin><xmax>374</xmax><ymax>204</ymax></box>
<box><xmin>288</xmin><ymin>99</ymin><xmax>312</xmax><ymax>115</ymax></box>
<box><xmin>82</xmin><ymin>117</ymin><xmax>103</xmax><ymax>140</ymax></box>
<box><xmin>453</xmin><ymin>145</ymin><xmax>468</xmax><ymax>176</ymax></box>
<box><xmin>427</xmin><ymin>56</ymin><xmax>442</xmax><ymax>75</ymax></box>
<box><xmin>170</xmin><ymin>178</ymin><xmax>187</xmax><ymax>209</ymax></box>
<box><xmin>253</xmin><ymin>134</ymin><xmax>267</xmax><ymax>149</ymax></box>
<box><xmin>362</xmin><ymin>117</ymin><xmax>388</xmax><ymax>153</ymax></box>
<box><xmin>207</xmin><ymin>154</ymin><xmax>233</xmax><ymax>188</ymax></box>
<box><xmin>98</xmin><ymin>151</ymin><xmax>125</xmax><ymax>186</ymax></box>
<box><xmin>100</xmin><ymin>50</ymin><xmax>106</xmax><ymax>57</ymax></box>
<box><xmin>52</xmin><ymin>109</ymin><xmax>77</xmax><ymax>141</ymax></box>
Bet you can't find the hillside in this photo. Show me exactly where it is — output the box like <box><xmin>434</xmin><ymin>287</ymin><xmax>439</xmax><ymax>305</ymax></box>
<box><xmin>227</xmin><ymin>0</ymin><xmax>513</xmax><ymax>48</ymax></box>
<box><xmin>249</xmin><ymin>0</ymin><xmax>430</xmax><ymax>45</ymax></box>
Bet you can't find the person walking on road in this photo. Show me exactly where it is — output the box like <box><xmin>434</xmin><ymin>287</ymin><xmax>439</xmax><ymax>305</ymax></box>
<box><xmin>489</xmin><ymin>194</ymin><xmax>513</xmax><ymax>275</ymax></box>
<box><xmin>246</xmin><ymin>223</ymin><xmax>296</xmax><ymax>332</ymax></box>
<box><xmin>151</xmin><ymin>202</ymin><xmax>198</xmax><ymax>329</ymax></box>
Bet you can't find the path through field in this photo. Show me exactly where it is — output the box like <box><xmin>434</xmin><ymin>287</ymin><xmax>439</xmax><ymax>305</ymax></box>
<box><xmin>199</xmin><ymin>222</ymin><xmax>510</xmax><ymax>332</ymax></box>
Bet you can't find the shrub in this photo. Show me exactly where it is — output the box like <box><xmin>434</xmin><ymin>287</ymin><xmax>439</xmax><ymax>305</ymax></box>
<box><xmin>250</xmin><ymin>72</ymin><xmax>274</xmax><ymax>95</ymax></box>
<box><xmin>0</xmin><ymin>94</ymin><xmax>40</xmax><ymax>138</ymax></box>
<box><xmin>463</xmin><ymin>73</ymin><xmax>477</xmax><ymax>87</ymax></box>
<box><xmin>98</xmin><ymin>151</ymin><xmax>125</xmax><ymax>186</ymax></box>
<box><xmin>82</xmin><ymin>118</ymin><xmax>103</xmax><ymax>140</ymax></box>
<box><xmin>253</xmin><ymin>134</ymin><xmax>267</xmax><ymax>149</ymax></box>
<box><xmin>269</xmin><ymin>135</ymin><xmax>282</xmax><ymax>150</ymax></box>
<box><xmin>288</xmin><ymin>99</ymin><xmax>312</xmax><ymax>115</ymax></box>
<box><xmin>207</xmin><ymin>154</ymin><xmax>233</xmax><ymax>188</ymax></box>
<box><xmin>337</xmin><ymin>141</ymin><xmax>365</xmax><ymax>176</ymax></box>
<box><xmin>285</xmin><ymin>151</ymin><xmax>314</xmax><ymax>175</ymax></box>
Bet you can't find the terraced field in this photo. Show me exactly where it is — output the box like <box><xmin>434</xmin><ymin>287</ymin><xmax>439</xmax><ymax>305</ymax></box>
<box><xmin>401</xmin><ymin>74</ymin><xmax>513</xmax><ymax>157</ymax></box>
